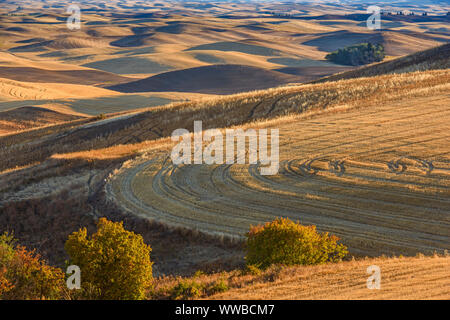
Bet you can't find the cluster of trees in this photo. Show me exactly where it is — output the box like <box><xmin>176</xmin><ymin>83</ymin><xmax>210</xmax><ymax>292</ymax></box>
<box><xmin>384</xmin><ymin>11</ymin><xmax>430</xmax><ymax>16</ymax></box>
<box><xmin>269</xmin><ymin>12</ymin><xmax>294</xmax><ymax>18</ymax></box>
<box><xmin>1</xmin><ymin>217</ymin><xmax>347</xmax><ymax>300</ymax></box>
<box><xmin>325</xmin><ymin>43</ymin><xmax>385</xmax><ymax>66</ymax></box>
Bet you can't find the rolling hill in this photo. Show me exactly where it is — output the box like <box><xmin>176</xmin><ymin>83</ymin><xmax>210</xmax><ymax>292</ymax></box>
<box><xmin>316</xmin><ymin>42</ymin><xmax>450</xmax><ymax>82</ymax></box>
<box><xmin>107</xmin><ymin>64</ymin><xmax>301</xmax><ymax>94</ymax></box>
<box><xmin>0</xmin><ymin>106</ymin><xmax>85</xmax><ymax>135</ymax></box>
<box><xmin>9</xmin><ymin>37</ymin><xmax>110</xmax><ymax>52</ymax></box>
<box><xmin>0</xmin><ymin>77</ymin><xmax>121</xmax><ymax>102</ymax></box>
<box><xmin>0</xmin><ymin>0</ymin><xmax>449</xmax><ymax>299</ymax></box>
<box><xmin>0</xmin><ymin>66</ymin><xmax>131</xmax><ymax>85</ymax></box>
<box><xmin>302</xmin><ymin>30</ymin><xmax>444</xmax><ymax>56</ymax></box>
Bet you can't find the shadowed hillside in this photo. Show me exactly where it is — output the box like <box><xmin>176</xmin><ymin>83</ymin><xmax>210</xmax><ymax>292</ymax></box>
<box><xmin>0</xmin><ymin>66</ymin><xmax>130</xmax><ymax>85</ymax></box>
<box><xmin>107</xmin><ymin>64</ymin><xmax>301</xmax><ymax>94</ymax></box>
<box><xmin>303</xmin><ymin>30</ymin><xmax>445</xmax><ymax>56</ymax></box>
<box><xmin>0</xmin><ymin>106</ymin><xmax>85</xmax><ymax>135</ymax></box>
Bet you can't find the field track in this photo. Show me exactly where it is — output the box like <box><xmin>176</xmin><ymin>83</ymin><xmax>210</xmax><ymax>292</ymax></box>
<box><xmin>108</xmin><ymin>94</ymin><xmax>450</xmax><ymax>256</ymax></box>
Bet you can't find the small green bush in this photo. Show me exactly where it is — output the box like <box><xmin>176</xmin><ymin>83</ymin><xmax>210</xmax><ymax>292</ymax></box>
<box><xmin>96</xmin><ymin>113</ymin><xmax>106</xmax><ymax>120</ymax></box>
<box><xmin>193</xmin><ymin>270</ymin><xmax>205</xmax><ymax>278</ymax></box>
<box><xmin>170</xmin><ymin>279</ymin><xmax>204</xmax><ymax>300</ymax></box>
<box><xmin>209</xmin><ymin>279</ymin><xmax>229</xmax><ymax>294</ymax></box>
<box><xmin>242</xmin><ymin>264</ymin><xmax>262</xmax><ymax>276</ymax></box>
<box><xmin>245</xmin><ymin>218</ymin><xmax>348</xmax><ymax>269</ymax></box>
<box><xmin>326</xmin><ymin>43</ymin><xmax>385</xmax><ymax>66</ymax></box>
<box><xmin>169</xmin><ymin>277</ymin><xmax>229</xmax><ymax>299</ymax></box>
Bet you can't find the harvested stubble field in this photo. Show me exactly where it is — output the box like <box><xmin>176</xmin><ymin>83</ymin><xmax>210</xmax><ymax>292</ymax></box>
<box><xmin>3</xmin><ymin>69</ymin><xmax>447</xmax><ymax>173</ymax></box>
<box><xmin>107</xmin><ymin>76</ymin><xmax>450</xmax><ymax>257</ymax></box>
<box><xmin>200</xmin><ymin>255</ymin><xmax>450</xmax><ymax>300</ymax></box>
<box><xmin>0</xmin><ymin>1</ymin><xmax>449</xmax><ymax>300</ymax></box>
<box><xmin>1</xmin><ymin>69</ymin><xmax>447</xmax><ymax>265</ymax></box>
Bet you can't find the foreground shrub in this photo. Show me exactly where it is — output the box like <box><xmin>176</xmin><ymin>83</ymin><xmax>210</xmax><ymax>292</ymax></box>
<box><xmin>0</xmin><ymin>267</ymin><xmax>12</xmax><ymax>296</ymax></box>
<box><xmin>245</xmin><ymin>218</ymin><xmax>348</xmax><ymax>269</ymax></box>
<box><xmin>169</xmin><ymin>277</ymin><xmax>229</xmax><ymax>299</ymax></box>
<box><xmin>242</xmin><ymin>264</ymin><xmax>262</xmax><ymax>276</ymax></box>
<box><xmin>65</xmin><ymin>218</ymin><xmax>153</xmax><ymax>300</ymax></box>
<box><xmin>170</xmin><ymin>279</ymin><xmax>204</xmax><ymax>300</ymax></box>
<box><xmin>0</xmin><ymin>232</ymin><xmax>65</xmax><ymax>299</ymax></box>
<box><xmin>209</xmin><ymin>279</ymin><xmax>229</xmax><ymax>294</ymax></box>
<box><xmin>326</xmin><ymin>43</ymin><xmax>385</xmax><ymax>66</ymax></box>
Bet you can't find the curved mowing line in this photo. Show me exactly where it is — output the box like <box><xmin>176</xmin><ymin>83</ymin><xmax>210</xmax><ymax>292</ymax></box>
<box><xmin>108</xmin><ymin>156</ymin><xmax>450</xmax><ymax>255</ymax></box>
<box><xmin>107</xmin><ymin>94</ymin><xmax>450</xmax><ymax>255</ymax></box>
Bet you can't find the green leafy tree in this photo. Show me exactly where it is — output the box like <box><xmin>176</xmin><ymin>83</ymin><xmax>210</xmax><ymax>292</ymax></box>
<box><xmin>65</xmin><ymin>218</ymin><xmax>153</xmax><ymax>300</ymax></box>
<box><xmin>245</xmin><ymin>218</ymin><xmax>348</xmax><ymax>269</ymax></box>
<box><xmin>326</xmin><ymin>43</ymin><xmax>385</xmax><ymax>66</ymax></box>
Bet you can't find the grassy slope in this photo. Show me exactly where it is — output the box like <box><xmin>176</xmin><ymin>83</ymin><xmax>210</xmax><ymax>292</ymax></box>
<box><xmin>2</xmin><ymin>69</ymin><xmax>446</xmax><ymax>172</ymax></box>
<box><xmin>315</xmin><ymin>42</ymin><xmax>450</xmax><ymax>83</ymax></box>
<box><xmin>185</xmin><ymin>255</ymin><xmax>449</xmax><ymax>300</ymax></box>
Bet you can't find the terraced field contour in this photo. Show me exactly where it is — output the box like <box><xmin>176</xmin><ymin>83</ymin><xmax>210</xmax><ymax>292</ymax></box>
<box><xmin>108</xmin><ymin>94</ymin><xmax>450</xmax><ymax>256</ymax></box>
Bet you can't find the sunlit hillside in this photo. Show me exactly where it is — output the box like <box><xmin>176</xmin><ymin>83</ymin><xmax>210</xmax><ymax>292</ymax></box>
<box><xmin>0</xmin><ymin>0</ymin><xmax>448</xmax><ymax>301</ymax></box>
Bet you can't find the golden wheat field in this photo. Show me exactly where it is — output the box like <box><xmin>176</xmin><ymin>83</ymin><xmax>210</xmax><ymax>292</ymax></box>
<box><xmin>0</xmin><ymin>0</ymin><xmax>449</xmax><ymax>302</ymax></box>
<box><xmin>205</xmin><ymin>255</ymin><xmax>450</xmax><ymax>300</ymax></box>
<box><xmin>108</xmin><ymin>88</ymin><xmax>450</xmax><ymax>257</ymax></box>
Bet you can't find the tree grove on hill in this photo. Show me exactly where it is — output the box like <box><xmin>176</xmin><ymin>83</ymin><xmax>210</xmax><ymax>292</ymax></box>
<box><xmin>326</xmin><ymin>43</ymin><xmax>385</xmax><ymax>66</ymax></box>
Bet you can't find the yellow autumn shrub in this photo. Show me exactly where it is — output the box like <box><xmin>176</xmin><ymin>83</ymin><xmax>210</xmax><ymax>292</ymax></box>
<box><xmin>245</xmin><ymin>218</ymin><xmax>348</xmax><ymax>269</ymax></box>
<box><xmin>0</xmin><ymin>232</ymin><xmax>65</xmax><ymax>300</ymax></box>
<box><xmin>65</xmin><ymin>218</ymin><xmax>153</xmax><ymax>300</ymax></box>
